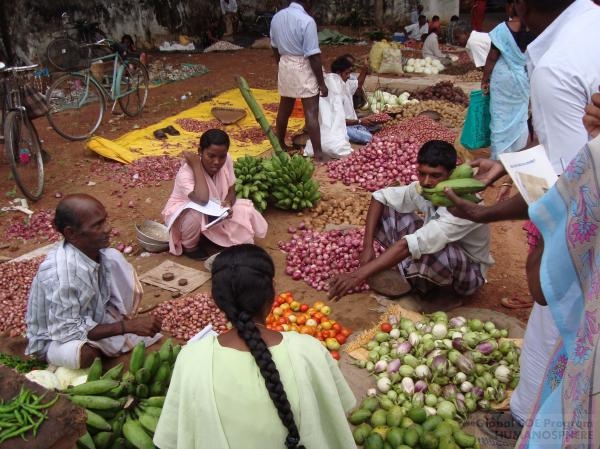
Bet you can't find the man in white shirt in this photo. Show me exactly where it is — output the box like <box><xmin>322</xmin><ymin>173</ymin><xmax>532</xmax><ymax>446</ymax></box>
<box><xmin>453</xmin><ymin>28</ymin><xmax>492</xmax><ymax>68</ymax></box>
<box><xmin>422</xmin><ymin>31</ymin><xmax>450</xmax><ymax>63</ymax></box>
<box><xmin>25</xmin><ymin>194</ymin><xmax>162</xmax><ymax>369</ymax></box>
<box><xmin>404</xmin><ymin>15</ymin><xmax>429</xmax><ymax>41</ymax></box>
<box><xmin>328</xmin><ymin>140</ymin><xmax>493</xmax><ymax>307</ymax></box>
<box><xmin>270</xmin><ymin>0</ymin><xmax>328</xmax><ymax>161</ymax></box>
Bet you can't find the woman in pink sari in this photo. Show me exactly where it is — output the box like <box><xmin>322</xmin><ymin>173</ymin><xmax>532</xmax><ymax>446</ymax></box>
<box><xmin>162</xmin><ymin>129</ymin><xmax>268</xmax><ymax>258</ymax></box>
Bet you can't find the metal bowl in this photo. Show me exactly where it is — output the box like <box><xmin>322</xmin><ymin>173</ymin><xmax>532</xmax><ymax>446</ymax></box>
<box><xmin>137</xmin><ymin>239</ymin><xmax>169</xmax><ymax>253</ymax></box>
<box><xmin>135</xmin><ymin>220</ymin><xmax>169</xmax><ymax>244</ymax></box>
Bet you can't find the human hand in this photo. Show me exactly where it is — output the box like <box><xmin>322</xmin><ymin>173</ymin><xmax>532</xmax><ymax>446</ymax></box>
<box><xmin>359</xmin><ymin>246</ymin><xmax>376</xmax><ymax>266</ymax></box>
<box><xmin>583</xmin><ymin>91</ymin><xmax>600</xmax><ymax>138</ymax></box>
<box><xmin>445</xmin><ymin>187</ymin><xmax>485</xmax><ymax>221</ymax></box>
<box><xmin>124</xmin><ymin>315</ymin><xmax>162</xmax><ymax>336</ymax></box>
<box><xmin>361</xmin><ymin>116</ymin><xmax>375</xmax><ymax>127</ymax></box>
<box><xmin>328</xmin><ymin>272</ymin><xmax>364</xmax><ymax>302</ymax></box>
<box><xmin>481</xmin><ymin>80</ymin><xmax>490</xmax><ymax>95</ymax></box>
<box><xmin>319</xmin><ymin>84</ymin><xmax>328</xmax><ymax>97</ymax></box>
<box><xmin>470</xmin><ymin>158</ymin><xmax>506</xmax><ymax>186</ymax></box>
<box><xmin>183</xmin><ymin>151</ymin><xmax>199</xmax><ymax>166</ymax></box>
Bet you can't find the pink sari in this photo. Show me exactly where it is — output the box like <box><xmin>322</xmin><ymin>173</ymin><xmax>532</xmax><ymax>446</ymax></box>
<box><xmin>162</xmin><ymin>154</ymin><xmax>268</xmax><ymax>255</ymax></box>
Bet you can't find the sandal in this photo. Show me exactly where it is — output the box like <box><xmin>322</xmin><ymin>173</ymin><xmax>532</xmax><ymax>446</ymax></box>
<box><xmin>153</xmin><ymin>129</ymin><xmax>168</xmax><ymax>140</ymax></box>
<box><xmin>500</xmin><ymin>296</ymin><xmax>534</xmax><ymax>309</ymax></box>
<box><xmin>163</xmin><ymin>125</ymin><xmax>180</xmax><ymax>136</ymax></box>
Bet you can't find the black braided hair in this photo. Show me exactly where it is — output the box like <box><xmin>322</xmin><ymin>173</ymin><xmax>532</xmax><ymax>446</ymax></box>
<box><xmin>211</xmin><ymin>244</ymin><xmax>306</xmax><ymax>449</ymax></box>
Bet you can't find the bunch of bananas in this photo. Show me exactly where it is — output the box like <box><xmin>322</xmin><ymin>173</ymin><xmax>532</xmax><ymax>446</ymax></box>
<box><xmin>233</xmin><ymin>155</ymin><xmax>270</xmax><ymax>212</ymax></box>
<box><xmin>418</xmin><ymin>163</ymin><xmax>486</xmax><ymax>207</ymax></box>
<box><xmin>263</xmin><ymin>152</ymin><xmax>320</xmax><ymax>210</ymax></box>
<box><xmin>71</xmin><ymin>338</ymin><xmax>180</xmax><ymax>449</ymax></box>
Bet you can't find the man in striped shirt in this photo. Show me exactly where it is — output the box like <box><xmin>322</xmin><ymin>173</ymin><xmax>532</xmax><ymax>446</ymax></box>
<box><xmin>25</xmin><ymin>194</ymin><xmax>162</xmax><ymax>369</ymax></box>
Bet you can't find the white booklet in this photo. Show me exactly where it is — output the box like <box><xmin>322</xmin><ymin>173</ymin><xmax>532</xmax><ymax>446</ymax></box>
<box><xmin>166</xmin><ymin>199</ymin><xmax>230</xmax><ymax>231</ymax></box>
<box><xmin>498</xmin><ymin>145</ymin><xmax>559</xmax><ymax>204</ymax></box>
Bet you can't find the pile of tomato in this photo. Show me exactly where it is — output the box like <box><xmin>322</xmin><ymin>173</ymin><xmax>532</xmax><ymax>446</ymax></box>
<box><xmin>265</xmin><ymin>292</ymin><xmax>353</xmax><ymax>360</ymax></box>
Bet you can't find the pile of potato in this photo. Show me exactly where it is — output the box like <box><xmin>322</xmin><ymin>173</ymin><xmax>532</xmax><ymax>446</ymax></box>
<box><xmin>457</xmin><ymin>70</ymin><xmax>484</xmax><ymax>82</ymax></box>
<box><xmin>384</xmin><ymin>100</ymin><xmax>467</xmax><ymax>129</ymax></box>
<box><xmin>303</xmin><ymin>193</ymin><xmax>371</xmax><ymax>230</ymax></box>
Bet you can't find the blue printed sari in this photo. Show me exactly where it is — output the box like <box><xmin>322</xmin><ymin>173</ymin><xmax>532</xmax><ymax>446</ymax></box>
<box><xmin>518</xmin><ymin>135</ymin><xmax>600</xmax><ymax>449</ymax></box>
<box><xmin>488</xmin><ymin>22</ymin><xmax>530</xmax><ymax>158</ymax></box>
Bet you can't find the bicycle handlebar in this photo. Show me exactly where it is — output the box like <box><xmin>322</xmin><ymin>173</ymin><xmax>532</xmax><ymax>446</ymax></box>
<box><xmin>0</xmin><ymin>64</ymin><xmax>39</xmax><ymax>74</ymax></box>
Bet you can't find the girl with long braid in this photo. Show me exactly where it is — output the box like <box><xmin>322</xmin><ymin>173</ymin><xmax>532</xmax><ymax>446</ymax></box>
<box><xmin>154</xmin><ymin>244</ymin><xmax>357</xmax><ymax>449</ymax></box>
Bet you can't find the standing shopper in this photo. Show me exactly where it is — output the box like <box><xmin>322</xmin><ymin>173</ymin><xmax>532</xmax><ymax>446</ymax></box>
<box><xmin>481</xmin><ymin>0</ymin><xmax>533</xmax><ymax>159</ymax></box>
<box><xmin>220</xmin><ymin>0</ymin><xmax>238</xmax><ymax>37</ymax></box>
<box><xmin>471</xmin><ymin>0</ymin><xmax>487</xmax><ymax>31</ymax></box>
<box><xmin>270</xmin><ymin>0</ymin><xmax>328</xmax><ymax>161</ymax></box>
<box><xmin>153</xmin><ymin>244</ymin><xmax>357</xmax><ymax>449</ymax></box>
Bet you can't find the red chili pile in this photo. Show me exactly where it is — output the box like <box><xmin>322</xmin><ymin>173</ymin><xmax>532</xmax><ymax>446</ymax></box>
<box><xmin>0</xmin><ymin>257</ymin><xmax>44</xmax><ymax>337</ymax></box>
<box><xmin>279</xmin><ymin>228</ymin><xmax>379</xmax><ymax>292</ymax></box>
<box><xmin>89</xmin><ymin>155</ymin><xmax>182</xmax><ymax>188</ymax></box>
<box><xmin>152</xmin><ymin>293</ymin><xmax>229</xmax><ymax>340</ymax></box>
<box><xmin>6</xmin><ymin>210</ymin><xmax>60</xmax><ymax>243</ymax></box>
<box><xmin>175</xmin><ymin>118</ymin><xmax>223</xmax><ymax>133</ymax></box>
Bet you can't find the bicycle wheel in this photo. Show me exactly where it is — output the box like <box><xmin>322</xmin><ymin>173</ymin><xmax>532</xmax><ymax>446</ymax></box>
<box><xmin>46</xmin><ymin>73</ymin><xmax>105</xmax><ymax>141</ymax></box>
<box><xmin>118</xmin><ymin>59</ymin><xmax>149</xmax><ymax>117</ymax></box>
<box><xmin>46</xmin><ymin>37</ymin><xmax>81</xmax><ymax>71</ymax></box>
<box><xmin>4</xmin><ymin>110</ymin><xmax>44</xmax><ymax>200</ymax></box>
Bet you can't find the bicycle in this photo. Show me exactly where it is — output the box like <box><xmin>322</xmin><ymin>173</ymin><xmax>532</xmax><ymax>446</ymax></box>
<box><xmin>0</xmin><ymin>62</ymin><xmax>45</xmax><ymax>200</ymax></box>
<box><xmin>46</xmin><ymin>12</ymin><xmax>109</xmax><ymax>64</ymax></box>
<box><xmin>45</xmin><ymin>39</ymin><xmax>149</xmax><ymax>141</ymax></box>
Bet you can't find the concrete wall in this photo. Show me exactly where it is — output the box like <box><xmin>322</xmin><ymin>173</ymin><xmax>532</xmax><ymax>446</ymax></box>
<box><xmin>0</xmin><ymin>0</ymin><xmax>459</xmax><ymax>64</ymax></box>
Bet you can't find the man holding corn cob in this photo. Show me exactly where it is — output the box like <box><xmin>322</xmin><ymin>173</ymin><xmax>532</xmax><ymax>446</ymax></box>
<box><xmin>25</xmin><ymin>194</ymin><xmax>162</xmax><ymax>369</ymax></box>
<box><xmin>328</xmin><ymin>140</ymin><xmax>493</xmax><ymax>309</ymax></box>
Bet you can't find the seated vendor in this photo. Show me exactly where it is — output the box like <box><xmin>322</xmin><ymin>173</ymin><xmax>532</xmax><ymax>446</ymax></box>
<box><xmin>429</xmin><ymin>15</ymin><xmax>441</xmax><ymax>35</ymax></box>
<box><xmin>404</xmin><ymin>15</ymin><xmax>429</xmax><ymax>41</ymax></box>
<box><xmin>25</xmin><ymin>194</ymin><xmax>163</xmax><ymax>369</ymax></box>
<box><xmin>331</xmin><ymin>55</ymin><xmax>381</xmax><ymax>145</ymax></box>
<box><xmin>422</xmin><ymin>30</ymin><xmax>450</xmax><ymax>63</ymax></box>
<box><xmin>162</xmin><ymin>129</ymin><xmax>268</xmax><ymax>259</ymax></box>
<box><xmin>328</xmin><ymin>140</ymin><xmax>493</xmax><ymax>309</ymax></box>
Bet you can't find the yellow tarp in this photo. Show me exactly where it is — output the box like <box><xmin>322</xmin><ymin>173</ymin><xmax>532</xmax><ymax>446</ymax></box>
<box><xmin>86</xmin><ymin>88</ymin><xmax>305</xmax><ymax>164</ymax></box>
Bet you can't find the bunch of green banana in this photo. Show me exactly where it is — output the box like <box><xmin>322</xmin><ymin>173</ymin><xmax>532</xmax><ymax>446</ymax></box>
<box><xmin>417</xmin><ymin>163</ymin><xmax>486</xmax><ymax>207</ymax></box>
<box><xmin>233</xmin><ymin>155</ymin><xmax>270</xmax><ymax>212</ymax></box>
<box><xmin>70</xmin><ymin>338</ymin><xmax>181</xmax><ymax>449</ymax></box>
<box><xmin>262</xmin><ymin>152</ymin><xmax>320</xmax><ymax>210</ymax></box>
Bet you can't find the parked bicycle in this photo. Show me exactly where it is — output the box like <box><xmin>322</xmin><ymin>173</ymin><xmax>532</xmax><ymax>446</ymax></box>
<box><xmin>46</xmin><ymin>12</ymin><xmax>109</xmax><ymax>64</ymax></box>
<box><xmin>45</xmin><ymin>38</ymin><xmax>149</xmax><ymax>141</ymax></box>
<box><xmin>0</xmin><ymin>62</ymin><xmax>45</xmax><ymax>200</ymax></box>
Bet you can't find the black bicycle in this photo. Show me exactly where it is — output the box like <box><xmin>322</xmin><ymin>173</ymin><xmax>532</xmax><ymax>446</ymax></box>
<box><xmin>0</xmin><ymin>62</ymin><xmax>44</xmax><ymax>200</ymax></box>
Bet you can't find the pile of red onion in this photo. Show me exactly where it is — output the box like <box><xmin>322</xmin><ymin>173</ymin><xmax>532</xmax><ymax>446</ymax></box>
<box><xmin>262</xmin><ymin>103</ymin><xmax>279</xmax><ymax>113</ymax></box>
<box><xmin>0</xmin><ymin>256</ymin><xmax>44</xmax><ymax>337</ymax></box>
<box><xmin>89</xmin><ymin>155</ymin><xmax>182</xmax><ymax>188</ymax></box>
<box><xmin>6</xmin><ymin>210</ymin><xmax>60</xmax><ymax>243</ymax></box>
<box><xmin>152</xmin><ymin>293</ymin><xmax>229</xmax><ymax>340</ymax></box>
<box><xmin>327</xmin><ymin>116</ymin><xmax>457</xmax><ymax>191</ymax></box>
<box><xmin>175</xmin><ymin>118</ymin><xmax>222</xmax><ymax>134</ymax></box>
<box><xmin>231</xmin><ymin>126</ymin><xmax>265</xmax><ymax>144</ymax></box>
<box><xmin>279</xmin><ymin>228</ymin><xmax>381</xmax><ymax>292</ymax></box>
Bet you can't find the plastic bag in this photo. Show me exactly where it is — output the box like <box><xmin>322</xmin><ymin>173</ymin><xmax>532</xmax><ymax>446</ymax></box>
<box><xmin>460</xmin><ymin>89</ymin><xmax>491</xmax><ymax>150</ymax></box>
<box><xmin>377</xmin><ymin>47</ymin><xmax>403</xmax><ymax>74</ymax></box>
<box><xmin>304</xmin><ymin>74</ymin><xmax>352</xmax><ymax>159</ymax></box>
<box><xmin>369</xmin><ymin>40</ymin><xmax>390</xmax><ymax>73</ymax></box>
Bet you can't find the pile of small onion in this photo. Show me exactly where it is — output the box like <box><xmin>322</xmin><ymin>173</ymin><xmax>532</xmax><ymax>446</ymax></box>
<box><xmin>90</xmin><ymin>155</ymin><xmax>182</xmax><ymax>189</ymax></box>
<box><xmin>279</xmin><ymin>228</ymin><xmax>379</xmax><ymax>292</ymax></box>
<box><xmin>0</xmin><ymin>257</ymin><xmax>44</xmax><ymax>337</ymax></box>
<box><xmin>6</xmin><ymin>210</ymin><xmax>60</xmax><ymax>243</ymax></box>
<box><xmin>152</xmin><ymin>292</ymin><xmax>229</xmax><ymax>340</ymax></box>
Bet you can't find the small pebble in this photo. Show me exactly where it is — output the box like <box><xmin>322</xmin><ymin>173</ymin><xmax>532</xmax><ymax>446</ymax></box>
<box><xmin>171</xmin><ymin>291</ymin><xmax>181</xmax><ymax>298</ymax></box>
<box><xmin>162</xmin><ymin>272</ymin><xmax>175</xmax><ymax>281</ymax></box>
<box><xmin>178</xmin><ymin>278</ymin><xmax>188</xmax><ymax>286</ymax></box>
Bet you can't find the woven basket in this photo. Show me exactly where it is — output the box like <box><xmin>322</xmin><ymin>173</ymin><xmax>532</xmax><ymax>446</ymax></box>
<box><xmin>211</xmin><ymin>107</ymin><xmax>247</xmax><ymax>125</ymax></box>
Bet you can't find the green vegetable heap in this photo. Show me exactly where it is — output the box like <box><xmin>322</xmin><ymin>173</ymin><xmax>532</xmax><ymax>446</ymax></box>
<box><xmin>349</xmin><ymin>311</ymin><xmax>521</xmax><ymax>449</ymax></box>
<box><xmin>69</xmin><ymin>338</ymin><xmax>180</xmax><ymax>449</ymax></box>
<box><xmin>234</xmin><ymin>155</ymin><xmax>270</xmax><ymax>212</ymax></box>
<box><xmin>0</xmin><ymin>386</ymin><xmax>59</xmax><ymax>444</ymax></box>
<box><xmin>0</xmin><ymin>352</ymin><xmax>47</xmax><ymax>373</ymax></box>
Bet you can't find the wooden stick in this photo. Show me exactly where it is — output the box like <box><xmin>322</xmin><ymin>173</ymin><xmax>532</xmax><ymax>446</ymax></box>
<box><xmin>236</xmin><ymin>76</ymin><xmax>284</xmax><ymax>154</ymax></box>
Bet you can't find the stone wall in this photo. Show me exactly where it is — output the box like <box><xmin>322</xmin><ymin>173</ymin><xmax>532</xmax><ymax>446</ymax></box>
<box><xmin>0</xmin><ymin>0</ymin><xmax>458</xmax><ymax>64</ymax></box>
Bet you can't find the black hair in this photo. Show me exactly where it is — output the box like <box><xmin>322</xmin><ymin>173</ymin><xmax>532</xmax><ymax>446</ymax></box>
<box><xmin>54</xmin><ymin>200</ymin><xmax>82</xmax><ymax>234</ymax></box>
<box><xmin>339</xmin><ymin>53</ymin><xmax>355</xmax><ymax>63</ymax></box>
<box><xmin>416</xmin><ymin>140</ymin><xmax>457</xmax><ymax>172</ymax></box>
<box><xmin>419</xmin><ymin>14</ymin><xmax>427</xmax><ymax>21</ymax></box>
<box><xmin>432</xmin><ymin>15</ymin><xmax>440</xmax><ymax>21</ymax></box>
<box><xmin>450</xmin><ymin>15</ymin><xmax>460</xmax><ymax>21</ymax></box>
<box><xmin>211</xmin><ymin>244</ymin><xmax>306</xmax><ymax>449</ymax></box>
<box><xmin>199</xmin><ymin>128</ymin><xmax>230</xmax><ymax>151</ymax></box>
<box><xmin>331</xmin><ymin>55</ymin><xmax>353</xmax><ymax>74</ymax></box>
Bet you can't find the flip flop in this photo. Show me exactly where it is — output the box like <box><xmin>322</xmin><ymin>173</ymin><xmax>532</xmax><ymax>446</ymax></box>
<box><xmin>163</xmin><ymin>125</ymin><xmax>180</xmax><ymax>136</ymax></box>
<box><xmin>153</xmin><ymin>129</ymin><xmax>168</xmax><ymax>140</ymax></box>
<box><xmin>501</xmin><ymin>296</ymin><xmax>533</xmax><ymax>309</ymax></box>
